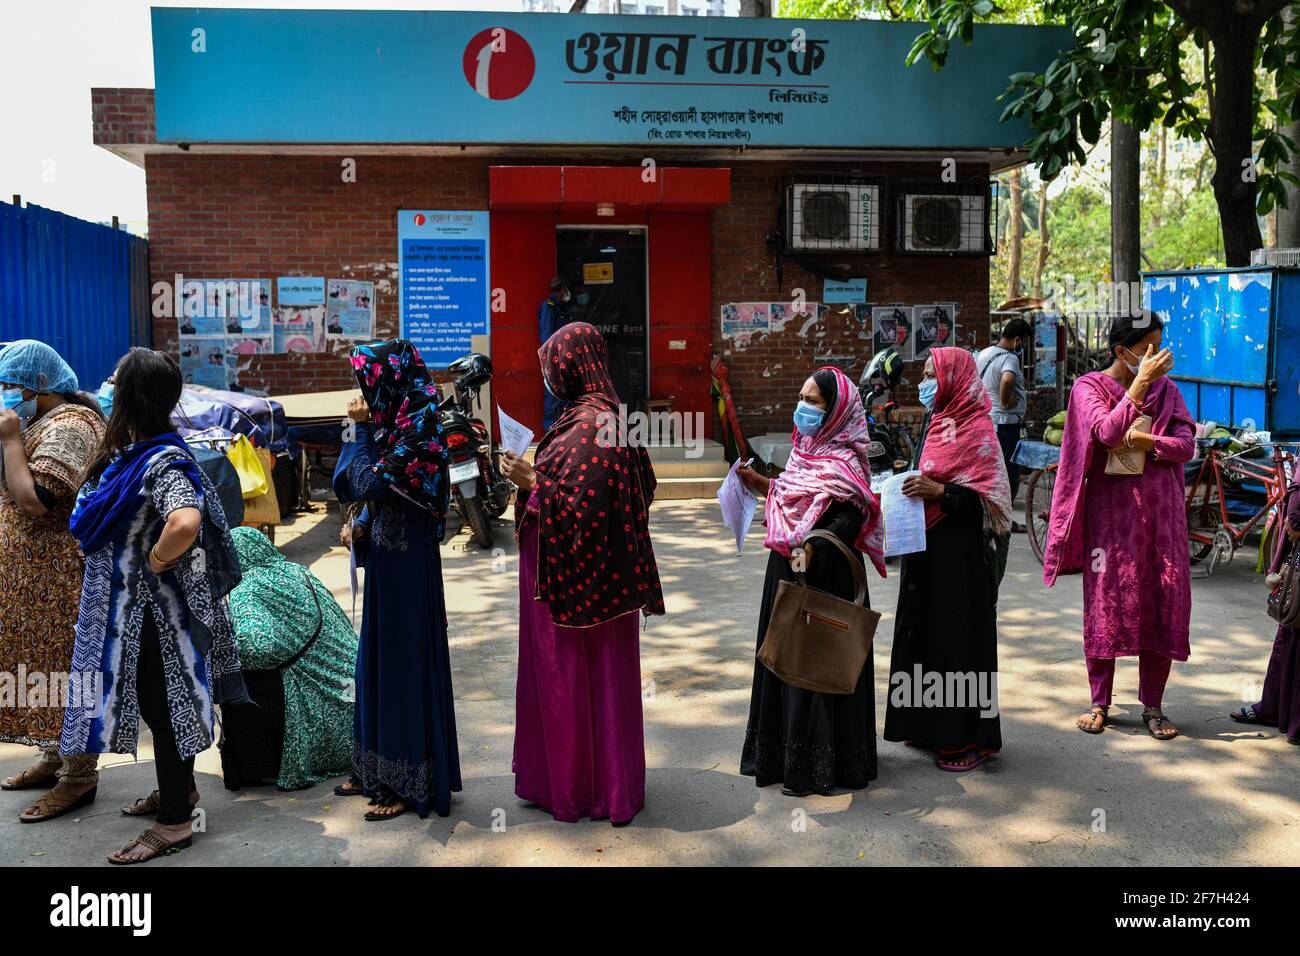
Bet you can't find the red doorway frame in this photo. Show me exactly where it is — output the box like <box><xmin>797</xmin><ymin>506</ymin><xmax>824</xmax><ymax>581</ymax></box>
<box><xmin>488</xmin><ymin>165</ymin><xmax>730</xmax><ymax>437</ymax></box>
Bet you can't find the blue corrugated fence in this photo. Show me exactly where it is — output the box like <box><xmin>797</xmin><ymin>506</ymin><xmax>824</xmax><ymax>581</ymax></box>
<box><xmin>0</xmin><ymin>201</ymin><xmax>150</xmax><ymax>390</ymax></box>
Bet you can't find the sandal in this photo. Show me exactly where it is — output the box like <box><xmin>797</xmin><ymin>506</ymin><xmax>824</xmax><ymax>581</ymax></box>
<box><xmin>18</xmin><ymin>786</ymin><xmax>97</xmax><ymax>823</ymax></box>
<box><xmin>1142</xmin><ymin>707</ymin><xmax>1180</xmax><ymax>740</ymax></box>
<box><xmin>363</xmin><ymin>791</ymin><xmax>408</xmax><ymax>822</ymax></box>
<box><xmin>333</xmin><ymin>775</ymin><xmax>365</xmax><ymax>797</ymax></box>
<box><xmin>1229</xmin><ymin>705</ymin><xmax>1262</xmax><ymax>724</ymax></box>
<box><xmin>107</xmin><ymin>827</ymin><xmax>193</xmax><ymax>865</ymax></box>
<box><xmin>936</xmin><ymin>749</ymin><xmax>994</xmax><ymax>772</ymax></box>
<box><xmin>121</xmin><ymin>788</ymin><xmax>200</xmax><ymax>817</ymax></box>
<box><xmin>1</xmin><ymin>765</ymin><xmax>59</xmax><ymax>791</ymax></box>
<box><xmin>1077</xmin><ymin>706</ymin><xmax>1108</xmax><ymax>734</ymax></box>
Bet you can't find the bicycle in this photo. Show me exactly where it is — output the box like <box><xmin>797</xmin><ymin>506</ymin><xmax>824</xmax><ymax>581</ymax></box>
<box><xmin>1185</xmin><ymin>437</ymin><xmax>1295</xmax><ymax>574</ymax></box>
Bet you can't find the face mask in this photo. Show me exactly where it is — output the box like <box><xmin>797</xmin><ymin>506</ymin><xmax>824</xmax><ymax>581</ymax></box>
<box><xmin>918</xmin><ymin>378</ymin><xmax>939</xmax><ymax>408</ymax></box>
<box><xmin>1121</xmin><ymin>348</ymin><xmax>1144</xmax><ymax>375</ymax></box>
<box><xmin>543</xmin><ymin>376</ymin><xmax>559</xmax><ymax>400</ymax></box>
<box><xmin>97</xmin><ymin>382</ymin><xmax>115</xmax><ymax>418</ymax></box>
<box><xmin>575</xmin><ymin>292</ymin><xmax>590</xmax><ymax>306</ymax></box>
<box><xmin>793</xmin><ymin>400</ymin><xmax>825</xmax><ymax>437</ymax></box>
<box><xmin>1</xmin><ymin>389</ymin><xmax>35</xmax><ymax>422</ymax></box>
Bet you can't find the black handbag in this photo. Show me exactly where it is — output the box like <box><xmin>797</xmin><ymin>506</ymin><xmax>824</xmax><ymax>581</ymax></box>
<box><xmin>1269</xmin><ymin>540</ymin><xmax>1300</xmax><ymax>628</ymax></box>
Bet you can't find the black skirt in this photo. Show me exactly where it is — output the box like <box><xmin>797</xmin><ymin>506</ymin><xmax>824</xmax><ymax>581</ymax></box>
<box><xmin>740</xmin><ymin>501</ymin><xmax>878</xmax><ymax>794</ymax></box>
<box><xmin>883</xmin><ymin>483</ymin><xmax>1003</xmax><ymax>753</ymax></box>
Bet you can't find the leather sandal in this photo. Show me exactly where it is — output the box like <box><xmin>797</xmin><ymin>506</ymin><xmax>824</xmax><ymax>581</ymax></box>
<box><xmin>18</xmin><ymin>786</ymin><xmax>97</xmax><ymax>823</ymax></box>
<box><xmin>1142</xmin><ymin>707</ymin><xmax>1180</xmax><ymax>740</ymax></box>
<box><xmin>1</xmin><ymin>765</ymin><xmax>59</xmax><ymax>791</ymax></box>
<box><xmin>107</xmin><ymin>827</ymin><xmax>193</xmax><ymax>865</ymax></box>
<box><xmin>1077</xmin><ymin>706</ymin><xmax>1108</xmax><ymax>734</ymax></box>
<box><xmin>121</xmin><ymin>788</ymin><xmax>200</xmax><ymax>817</ymax></box>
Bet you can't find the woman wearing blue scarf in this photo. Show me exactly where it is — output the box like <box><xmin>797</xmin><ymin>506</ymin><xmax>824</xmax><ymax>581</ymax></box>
<box><xmin>61</xmin><ymin>348</ymin><xmax>248</xmax><ymax>864</ymax></box>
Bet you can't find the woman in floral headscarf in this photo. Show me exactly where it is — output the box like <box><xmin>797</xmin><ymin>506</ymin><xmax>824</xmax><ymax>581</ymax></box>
<box><xmin>883</xmin><ymin>347</ymin><xmax>1011</xmax><ymax>772</ymax></box>
<box><xmin>501</xmin><ymin>322</ymin><xmax>663</xmax><ymax>825</ymax></box>
<box><xmin>332</xmin><ymin>339</ymin><xmax>460</xmax><ymax>820</ymax></box>
<box><xmin>736</xmin><ymin>365</ymin><xmax>886</xmax><ymax>797</ymax></box>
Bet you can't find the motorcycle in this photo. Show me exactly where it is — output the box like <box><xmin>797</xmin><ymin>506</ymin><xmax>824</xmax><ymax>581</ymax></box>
<box><xmin>439</xmin><ymin>353</ymin><xmax>512</xmax><ymax>549</ymax></box>
<box><xmin>859</xmin><ymin>347</ymin><xmax>916</xmax><ymax>479</ymax></box>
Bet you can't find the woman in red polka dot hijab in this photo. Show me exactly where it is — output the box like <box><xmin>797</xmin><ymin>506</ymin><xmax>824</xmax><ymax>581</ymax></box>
<box><xmin>501</xmin><ymin>321</ymin><xmax>663</xmax><ymax>825</ymax></box>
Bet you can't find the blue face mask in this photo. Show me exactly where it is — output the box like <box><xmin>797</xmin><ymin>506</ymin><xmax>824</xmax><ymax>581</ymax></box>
<box><xmin>96</xmin><ymin>382</ymin><xmax>114</xmax><ymax>418</ymax></box>
<box><xmin>1</xmin><ymin>388</ymin><xmax>35</xmax><ymax>422</ymax></box>
<box><xmin>918</xmin><ymin>378</ymin><xmax>939</xmax><ymax>408</ymax></box>
<box><xmin>575</xmin><ymin>292</ymin><xmax>591</xmax><ymax>306</ymax></box>
<box><xmin>793</xmin><ymin>400</ymin><xmax>825</xmax><ymax>436</ymax></box>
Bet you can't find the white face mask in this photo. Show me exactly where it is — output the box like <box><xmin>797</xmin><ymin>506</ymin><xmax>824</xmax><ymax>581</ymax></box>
<box><xmin>1121</xmin><ymin>348</ymin><xmax>1145</xmax><ymax>375</ymax></box>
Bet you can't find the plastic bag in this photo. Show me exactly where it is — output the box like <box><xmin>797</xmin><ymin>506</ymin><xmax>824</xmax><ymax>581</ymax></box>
<box><xmin>226</xmin><ymin>434</ymin><xmax>269</xmax><ymax>499</ymax></box>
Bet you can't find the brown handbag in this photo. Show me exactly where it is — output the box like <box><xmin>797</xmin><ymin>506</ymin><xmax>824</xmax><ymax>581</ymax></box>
<box><xmin>1268</xmin><ymin>535</ymin><xmax>1300</xmax><ymax>628</ymax></box>
<box><xmin>757</xmin><ymin>529</ymin><xmax>881</xmax><ymax>695</ymax></box>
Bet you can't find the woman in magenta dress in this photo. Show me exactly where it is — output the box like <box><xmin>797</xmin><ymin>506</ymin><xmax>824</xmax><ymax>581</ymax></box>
<box><xmin>501</xmin><ymin>322</ymin><xmax>664</xmax><ymax>825</ymax></box>
<box><xmin>1044</xmin><ymin>314</ymin><xmax>1196</xmax><ymax>739</ymax></box>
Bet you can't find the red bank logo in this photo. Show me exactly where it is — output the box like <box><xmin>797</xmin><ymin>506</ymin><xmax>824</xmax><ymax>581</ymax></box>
<box><xmin>462</xmin><ymin>28</ymin><xmax>535</xmax><ymax>101</ymax></box>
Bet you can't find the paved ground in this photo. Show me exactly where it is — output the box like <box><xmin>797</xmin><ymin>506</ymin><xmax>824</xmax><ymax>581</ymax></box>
<box><xmin>2</xmin><ymin>497</ymin><xmax>1298</xmax><ymax>867</ymax></box>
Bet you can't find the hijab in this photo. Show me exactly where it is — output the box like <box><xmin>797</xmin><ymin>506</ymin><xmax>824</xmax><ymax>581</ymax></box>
<box><xmin>348</xmin><ymin>339</ymin><xmax>449</xmax><ymax>519</ymax></box>
<box><xmin>763</xmin><ymin>365</ymin><xmax>886</xmax><ymax>575</ymax></box>
<box><xmin>523</xmin><ymin>322</ymin><xmax>664</xmax><ymax>628</ymax></box>
<box><xmin>915</xmin><ymin>347</ymin><xmax>1012</xmax><ymax>534</ymax></box>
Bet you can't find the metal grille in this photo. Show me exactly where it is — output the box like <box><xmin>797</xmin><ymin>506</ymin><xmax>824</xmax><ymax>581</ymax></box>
<box><xmin>893</xmin><ymin>179</ymin><xmax>994</xmax><ymax>256</ymax></box>
<box><xmin>784</xmin><ymin>173</ymin><xmax>884</xmax><ymax>253</ymax></box>
<box><xmin>1251</xmin><ymin>247</ymin><xmax>1300</xmax><ymax>266</ymax></box>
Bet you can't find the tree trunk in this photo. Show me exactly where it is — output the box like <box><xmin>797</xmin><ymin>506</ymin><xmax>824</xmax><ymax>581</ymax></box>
<box><xmin>1111</xmin><ymin>117</ymin><xmax>1142</xmax><ymax>303</ymax></box>
<box><xmin>1007</xmin><ymin>171</ymin><xmax>1024</xmax><ymax>300</ymax></box>
<box><xmin>1032</xmin><ymin>181</ymin><xmax>1050</xmax><ymax>298</ymax></box>
<box><xmin>1209</xmin><ymin>28</ymin><xmax>1265</xmax><ymax>265</ymax></box>
<box><xmin>739</xmin><ymin>0</ymin><xmax>770</xmax><ymax>15</ymax></box>
<box><xmin>1279</xmin><ymin>6</ymin><xmax>1300</xmax><ymax>247</ymax></box>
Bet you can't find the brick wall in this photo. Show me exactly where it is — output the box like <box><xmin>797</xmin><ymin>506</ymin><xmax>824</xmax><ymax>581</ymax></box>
<box><xmin>142</xmin><ymin>152</ymin><xmax>994</xmax><ymax>420</ymax></box>
<box><xmin>91</xmin><ymin>88</ymin><xmax>156</xmax><ymax>146</ymax></box>
<box><xmin>711</xmin><ymin>160</ymin><xmax>993</xmax><ymax>437</ymax></box>
<box><xmin>145</xmin><ymin>153</ymin><xmax>488</xmax><ymax>392</ymax></box>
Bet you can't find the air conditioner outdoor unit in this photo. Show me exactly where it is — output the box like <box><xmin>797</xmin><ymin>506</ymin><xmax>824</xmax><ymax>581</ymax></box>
<box><xmin>900</xmin><ymin>192</ymin><xmax>989</xmax><ymax>253</ymax></box>
<box><xmin>787</xmin><ymin>183</ymin><xmax>881</xmax><ymax>252</ymax></box>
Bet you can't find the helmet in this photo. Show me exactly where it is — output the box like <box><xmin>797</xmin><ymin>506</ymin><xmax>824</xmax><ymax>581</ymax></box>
<box><xmin>448</xmin><ymin>353</ymin><xmax>493</xmax><ymax>392</ymax></box>
<box><xmin>860</xmin><ymin>347</ymin><xmax>903</xmax><ymax>391</ymax></box>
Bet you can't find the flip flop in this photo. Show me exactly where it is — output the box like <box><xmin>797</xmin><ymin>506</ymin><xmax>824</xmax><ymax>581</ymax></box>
<box><xmin>936</xmin><ymin>750</ymin><xmax>993</xmax><ymax>772</ymax></box>
<box><xmin>121</xmin><ymin>788</ymin><xmax>200</xmax><ymax>817</ymax></box>
<box><xmin>333</xmin><ymin>776</ymin><xmax>365</xmax><ymax>797</ymax></box>
<box><xmin>107</xmin><ymin>828</ymin><xmax>192</xmax><ymax>865</ymax></box>
<box><xmin>1229</xmin><ymin>705</ymin><xmax>1262</xmax><ymax>724</ymax></box>
<box><xmin>1077</xmin><ymin>706</ymin><xmax>1108</xmax><ymax>734</ymax></box>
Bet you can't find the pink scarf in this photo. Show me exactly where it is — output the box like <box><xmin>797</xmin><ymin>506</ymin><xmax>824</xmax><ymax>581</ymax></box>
<box><xmin>916</xmin><ymin>347</ymin><xmax>1012</xmax><ymax>534</ymax></box>
<box><xmin>763</xmin><ymin>366</ymin><xmax>886</xmax><ymax>575</ymax></box>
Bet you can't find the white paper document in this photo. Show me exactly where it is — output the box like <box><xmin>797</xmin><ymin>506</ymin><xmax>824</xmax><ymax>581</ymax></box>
<box><xmin>881</xmin><ymin>469</ymin><xmax>927</xmax><ymax>557</ymax></box>
<box><xmin>717</xmin><ymin>458</ymin><xmax>759</xmax><ymax>554</ymax></box>
<box><xmin>497</xmin><ymin>405</ymin><xmax>534</xmax><ymax>458</ymax></box>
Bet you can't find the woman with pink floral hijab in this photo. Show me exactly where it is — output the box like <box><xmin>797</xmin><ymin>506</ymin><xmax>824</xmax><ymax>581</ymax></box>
<box><xmin>737</xmin><ymin>365</ymin><xmax>885</xmax><ymax>796</ymax></box>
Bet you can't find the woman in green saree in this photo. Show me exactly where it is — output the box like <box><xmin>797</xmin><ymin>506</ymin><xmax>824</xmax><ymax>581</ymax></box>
<box><xmin>222</xmin><ymin>527</ymin><xmax>357</xmax><ymax>791</ymax></box>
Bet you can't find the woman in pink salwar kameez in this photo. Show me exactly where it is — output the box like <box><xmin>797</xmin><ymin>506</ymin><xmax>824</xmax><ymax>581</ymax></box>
<box><xmin>502</xmin><ymin>322</ymin><xmax>665</xmax><ymax>825</ymax></box>
<box><xmin>1044</xmin><ymin>314</ymin><xmax>1196</xmax><ymax>740</ymax></box>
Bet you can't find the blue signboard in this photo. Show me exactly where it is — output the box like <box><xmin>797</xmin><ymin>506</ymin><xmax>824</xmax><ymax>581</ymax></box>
<box><xmin>276</xmin><ymin>276</ymin><xmax>325</xmax><ymax>306</ymax></box>
<box><xmin>151</xmin><ymin>9</ymin><xmax>1072</xmax><ymax>150</ymax></box>
<box><xmin>824</xmin><ymin>279</ymin><xmax>867</xmax><ymax>304</ymax></box>
<box><xmin>398</xmin><ymin>211</ymin><xmax>490</xmax><ymax>369</ymax></box>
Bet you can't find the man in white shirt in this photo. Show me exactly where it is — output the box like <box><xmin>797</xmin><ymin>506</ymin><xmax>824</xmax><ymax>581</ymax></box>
<box><xmin>977</xmin><ymin>318</ymin><xmax>1031</xmax><ymax>532</ymax></box>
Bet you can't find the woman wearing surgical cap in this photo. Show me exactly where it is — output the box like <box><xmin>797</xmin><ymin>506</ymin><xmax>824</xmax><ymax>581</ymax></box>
<box><xmin>0</xmin><ymin>340</ymin><xmax>106</xmax><ymax>821</ymax></box>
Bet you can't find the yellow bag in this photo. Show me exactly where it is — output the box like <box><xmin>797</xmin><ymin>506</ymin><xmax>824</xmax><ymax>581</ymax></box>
<box><xmin>226</xmin><ymin>434</ymin><xmax>268</xmax><ymax>499</ymax></box>
<box><xmin>241</xmin><ymin>448</ymin><xmax>281</xmax><ymax>527</ymax></box>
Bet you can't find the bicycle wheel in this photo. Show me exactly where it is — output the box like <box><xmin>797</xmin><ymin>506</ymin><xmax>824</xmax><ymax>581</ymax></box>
<box><xmin>1026</xmin><ymin>464</ymin><xmax>1056</xmax><ymax>565</ymax></box>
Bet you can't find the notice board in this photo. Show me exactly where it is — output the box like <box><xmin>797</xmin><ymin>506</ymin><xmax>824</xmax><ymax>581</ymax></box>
<box><xmin>398</xmin><ymin>210</ymin><xmax>490</xmax><ymax>368</ymax></box>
